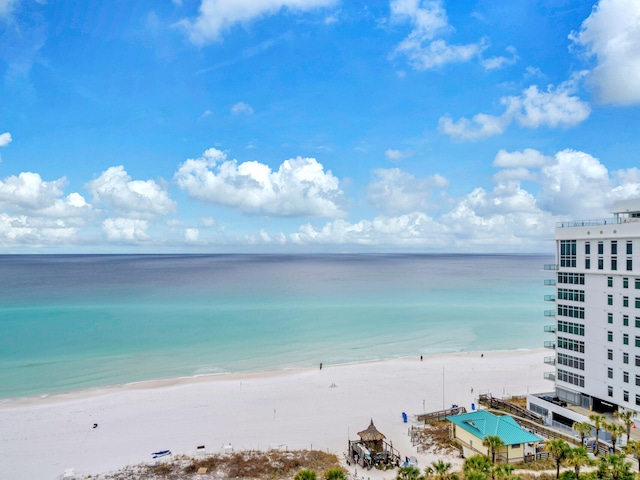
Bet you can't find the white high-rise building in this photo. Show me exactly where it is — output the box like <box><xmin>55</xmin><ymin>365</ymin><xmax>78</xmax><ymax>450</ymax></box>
<box><xmin>546</xmin><ymin>198</ymin><xmax>640</xmax><ymax>415</ymax></box>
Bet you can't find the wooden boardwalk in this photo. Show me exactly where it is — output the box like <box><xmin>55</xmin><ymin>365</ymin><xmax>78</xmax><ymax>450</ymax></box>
<box><xmin>478</xmin><ymin>394</ymin><xmax>543</xmax><ymax>424</ymax></box>
<box><xmin>416</xmin><ymin>406</ymin><xmax>466</xmax><ymax>423</ymax></box>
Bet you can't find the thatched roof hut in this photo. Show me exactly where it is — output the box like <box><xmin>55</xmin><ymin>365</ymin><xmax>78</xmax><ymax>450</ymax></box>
<box><xmin>357</xmin><ymin>419</ymin><xmax>385</xmax><ymax>453</ymax></box>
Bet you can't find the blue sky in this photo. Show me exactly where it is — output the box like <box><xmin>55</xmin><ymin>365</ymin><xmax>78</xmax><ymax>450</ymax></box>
<box><xmin>1</xmin><ymin>0</ymin><xmax>639</xmax><ymax>253</ymax></box>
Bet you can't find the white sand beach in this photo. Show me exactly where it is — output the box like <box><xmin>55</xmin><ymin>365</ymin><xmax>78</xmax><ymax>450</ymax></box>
<box><xmin>0</xmin><ymin>349</ymin><xmax>550</xmax><ymax>480</ymax></box>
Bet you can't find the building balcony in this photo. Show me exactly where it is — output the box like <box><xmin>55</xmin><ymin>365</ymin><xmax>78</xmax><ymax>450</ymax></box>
<box><xmin>556</xmin><ymin>217</ymin><xmax>619</xmax><ymax>228</ymax></box>
<box><xmin>544</xmin><ymin>325</ymin><xmax>556</xmax><ymax>333</ymax></box>
<box><xmin>544</xmin><ymin>341</ymin><xmax>556</xmax><ymax>349</ymax></box>
<box><xmin>544</xmin><ymin>279</ymin><xmax>556</xmax><ymax>286</ymax></box>
<box><xmin>544</xmin><ymin>310</ymin><xmax>556</xmax><ymax>317</ymax></box>
<box><xmin>544</xmin><ymin>295</ymin><xmax>556</xmax><ymax>302</ymax></box>
<box><xmin>544</xmin><ymin>264</ymin><xmax>558</xmax><ymax>271</ymax></box>
<box><xmin>544</xmin><ymin>356</ymin><xmax>556</xmax><ymax>365</ymax></box>
<box><xmin>544</xmin><ymin>372</ymin><xmax>556</xmax><ymax>381</ymax></box>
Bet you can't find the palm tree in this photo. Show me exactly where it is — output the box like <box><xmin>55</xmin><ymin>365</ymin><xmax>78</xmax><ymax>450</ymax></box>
<box><xmin>598</xmin><ymin>453</ymin><xmax>633</xmax><ymax>480</ymax></box>
<box><xmin>431</xmin><ymin>460</ymin><xmax>451</xmax><ymax>480</ymax></box>
<box><xmin>482</xmin><ymin>435</ymin><xmax>505</xmax><ymax>464</ymax></box>
<box><xmin>614</xmin><ymin>410</ymin><xmax>637</xmax><ymax>443</ymax></box>
<box><xmin>572</xmin><ymin>421</ymin><xmax>592</xmax><ymax>447</ymax></box>
<box><xmin>423</xmin><ymin>465</ymin><xmax>434</xmax><ymax>478</ymax></box>
<box><xmin>396</xmin><ymin>465</ymin><xmax>422</xmax><ymax>480</ymax></box>
<box><xmin>604</xmin><ymin>421</ymin><xmax>626</xmax><ymax>453</ymax></box>
<box><xmin>566</xmin><ymin>446</ymin><xmax>591</xmax><ymax>479</ymax></box>
<box><xmin>463</xmin><ymin>455</ymin><xmax>492</xmax><ymax>479</ymax></box>
<box><xmin>589</xmin><ymin>413</ymin><xmax>606</xmax><ymax>455</ymax></box>
<box><xmin>323</xmin><ymin>468</ymin><xmax>347</xmax><ymax>480</ymax></box>
<box><xmin>624</xmin><ymin>439</ymin><xmax>640</xmax><ymax>474</ymax></box>
<box><xmin>493</xmin><ymin>463</ymin><xmax>516</xmax><ymax>480</ymax></box>
<box><xmin>295</xmin><ymin>470</ymin><xmax>318</xmax><ymax>480</ymax></box>
<box><xmin>545</xmin><ymin>438</ymin><xmax>570</xmax><ymax>479</ymax></box>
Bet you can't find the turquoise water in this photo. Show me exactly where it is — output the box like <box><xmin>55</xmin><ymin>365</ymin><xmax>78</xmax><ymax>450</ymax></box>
<box><xmin>0</xmin><ymin>254</ymin><xmax>552</xmax><ymax>399</ymax></box>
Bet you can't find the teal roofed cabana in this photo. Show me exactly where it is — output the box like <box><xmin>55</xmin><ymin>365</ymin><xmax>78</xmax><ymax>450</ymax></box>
<box><xmin>446</xmin><ymin>410</ymin><xmax>543</xmax><ymax>463</ymax></box>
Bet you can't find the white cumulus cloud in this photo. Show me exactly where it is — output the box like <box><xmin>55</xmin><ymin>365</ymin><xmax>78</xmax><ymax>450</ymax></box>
<box><xmin>385</xmin><ymin>148</ymin><xmax>413</xmax><ymax>161</ymax></box>
<box><xmin>493</xmin><ymin>149</ymin><xmax>551</xmax><ymax>168</ymax></box>
<box><xmin>231</xmin><ymin>102</ymin><xmax>254</xmax><ymax>115</ymax></box>
<box><xmin>102</xmin><ymin>218</ymin><xmax>150</xmax><ymax>242</ymax></box>
<box><xmin>185</xmin><ymin>228</ymin><xmax>200</xmax><ymax>243</ymax></box>
<box><xmin>439</xmin><ymin>78</ymin><xmax>590</xmax><ymax>140</ymax></box>
<box><xmin>482</xmin><ymin>45</ymin><xmax>518</xmax><ymax>71</ymax></box>
<box><xmin>87</xmin><ymin>166</ymin><xmax>176</xmax><ymax>219</ymax></box>
<box><xmin>177</xmin><ymin>0</ymin><xmax>337</xmax><ymax>44</ymax></box>
<box><xmin>570</xmin><ymin>0</ymin><xmax>640</xmax><ymax>105</ymax></box>
<box><xmin>174</xmin><ymin>148</ymin><xmax>345</xmax><ymax>218</ymax></box>
<box><xmin>390</xmin><ymin>0</ymin><xmax>487</xmax><ymax>70</ymax></box>
<box><xmin>367</xmin><ymin>168</ymin><xmax>448</xmax><ymax>215</ymax></box>
<box><xmin>0</xmin><ymin>213</ymin><xmax>80</xmax><ymax>246</ymax></box>
<box><xmin>0</xmin><ymin>132</ymin><xmax>11</xmax><ymax>147</ymax></box>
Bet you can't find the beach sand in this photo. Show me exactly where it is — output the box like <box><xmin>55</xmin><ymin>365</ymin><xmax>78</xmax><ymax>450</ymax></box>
<box><xmin>0</xmin><ymin>349</ymin><xmax>550</xmax><ymax>480</ymax></box>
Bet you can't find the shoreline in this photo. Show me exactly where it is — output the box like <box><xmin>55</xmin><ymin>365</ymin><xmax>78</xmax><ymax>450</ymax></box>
<box><xmin>0</xmin><ymin>348</ymin><xmax>551</xmax><ymax>479</ymax></box>
<box><xmin>0</xmin><ymin>347</ymin><xmax>542</xmax><ymax>405</ymax></box>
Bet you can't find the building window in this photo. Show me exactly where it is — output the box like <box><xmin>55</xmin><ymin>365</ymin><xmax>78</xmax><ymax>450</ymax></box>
<box><xmin>586</xmin><ymin>242</ymin><xmax>591</xmax><ymax>254</ymax></box>
<box><xmin>624</xmin><ymin>371</ymin><xmax>629</xmax><ymax>383</ymax></box>
<box><xmin>625</xmin><ymin>391</ymin><xmax>629</xmax><ymax>402</ymax></box>
<box><xmin>558</xmin><ymin>337</ymin><xmax>585</xmax><ymax>353</ymax></box>
<box><xmin>608</xmin><ymin>331</ymin><xmax>613</xmax><ymax>342</ymax></box>
<box><xmin>558</xmin><ymin>320</ymin><xmax>585</xmax><ymax>336</ymax></box>
<box><xmin>585</xmin><ymin>258</ymin><xmax>591</xmax><ymax>269</ymax></box>
<box><xmin>636</xmin><ymin>355</ymin><xmax>640</xmax><ymax>367</ymax></box>
<box><xmin>608</xmin><ymin>295</ymin><xmax>613</xmax><ymax>306</ymax></box>
<box><xmin>558</xmin><ymin>369</ymin><xmax>585</xmax><ymax>387</ymax></box>
<box><xmin>608</xmin><ymin>367</ymin><xmax>613</xmax><ymax>378</ymax></box>
<box><xmin>557</xmin><ymin>304</ymin><xmax>585</xmax><ymax>319</ymax></box>
<box><xmin>636</xmin><ymin>395</ymin><xmax>640</xmax><ymax>406</ymax></box>
<box><xmin>612</xmin><ymin>257</ymin><xmax>618</xmax><ymax>270</ymax></box>
<box><xmin>636</xmin><ymin>317</ymin><xmax>640</xmax><ymax>328</ymax></box>
<box><xmin>599</xmin><ymin>242</ymin><xmax>604</xmax><ymax>255</ymax></box>
<box><xmin>628</xmin><ymin>242</ymin><xmax>633</xmax><ymax>255</ymax></box>
<box><xmin>560</xmin><ymin>240</ymin><xmax>577</xmax><ymax>268</ymax></box>
<box><xmin>608</xmin><ymin>386</ymin><xmax>613</xmax><ymax>397</ymax></box>
<box><xmin>624</xmin><ymin>278</ymin><xmax>629</xmax><ymax>288</ymax></box>
<box><xmin>624</xmin><ymin>352</ymin><xmax>629</xmax><ymax>364</ymax></box>
<box><xmin>624</xmin><ymin>315</ymin><xmax>629</xmax><ymax>326</ymax></box>
<box><xmin>558</xmin><ymin>353</ymin><xmax>585</xmax><ymax>370</ymax></box>
<box><xmin>558</xmin><ymin>288</ymin><xmax>585</xmax><ymax>302</ymax></box>
<box><xmin>599</xmin><ymin>258</ymin><xmax>604</xmax><ymax>270</ymax></box>
<box><xmin>608</xmin><ymin>277</ymin><xmax>614</xmax><ymax>287</ymax></box>
<box><xmin>624</xmin><ymin>297</ymin><xmax>630</xmax><ymax>307</ymax></box>
<box><xmin>612</xmin><ymin>241</ymin><xmax>618</xmax><ymax>255</ymax></box>
<box><xmin>636</xmin><ymin>278</ymin><xmax>640</xmax><ymax>289</ymax></box>
<box><xmin>636</xmin><ymin>375</ymin><xmax>640</xmax><ymax>386</ymax></box>
<box><xmin>624</xmin><ymin>333</ymin><xmax>629</xmax><ymax>345</ymax></box>
<box><xmin>636</xmin><ymin>298</ymin><xmax>640</xmax><ymax>308</ymax></box>
<box><xmin>628</xmin><ymin>259</ymin><xmax>633</xmax><ymax>271</ymax></box>
<box><xmin>608</xmin><ymin>313</ymin><xmax>613</xmax><ymax>324</ymax></box>
<box><xmin>557</xmin><ymin>273</ymin><xmax>585</xmax><ymax>285</ymax></box>
<box><xmin>609</xmin><ymin>349</ymin><xmax>614</xmax><ymax>360</ymax></box>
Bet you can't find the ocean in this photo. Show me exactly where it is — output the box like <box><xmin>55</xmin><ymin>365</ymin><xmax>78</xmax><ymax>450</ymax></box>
<box><xmin>0</xmin><ymin>254</ymin><xmax>552</xmax><ymax>400</ymax></box>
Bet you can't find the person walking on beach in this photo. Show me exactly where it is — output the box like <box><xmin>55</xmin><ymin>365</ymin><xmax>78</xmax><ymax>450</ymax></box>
<box><xmin>320</xmin><ymin>362</ymin><xmax>323</xmax><ymax>370</ymax></box>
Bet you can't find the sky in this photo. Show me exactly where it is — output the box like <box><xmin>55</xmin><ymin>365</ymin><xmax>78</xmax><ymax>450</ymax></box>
<box><xmin>1</xmin><ymin>0</ymin><xmax>640</xmax><ymax>253</ymax></box>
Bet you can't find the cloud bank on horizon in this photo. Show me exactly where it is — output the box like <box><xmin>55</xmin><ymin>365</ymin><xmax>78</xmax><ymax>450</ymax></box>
<box><xmin>0</xmin><ymin>0</ymin><xmax>639</xmax><ymax>252</ymax></box>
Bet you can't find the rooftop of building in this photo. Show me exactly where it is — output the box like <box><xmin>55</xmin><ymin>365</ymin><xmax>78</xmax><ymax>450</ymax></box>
<box><xmin>446</xmin><ymin>410</ymin><xmax>543</xmax><ymax>445</ymax></box>
<box><xmin>556</xmin><ymin>198</ymin><xmax>640</xmax><ymax>229</ymax></box>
